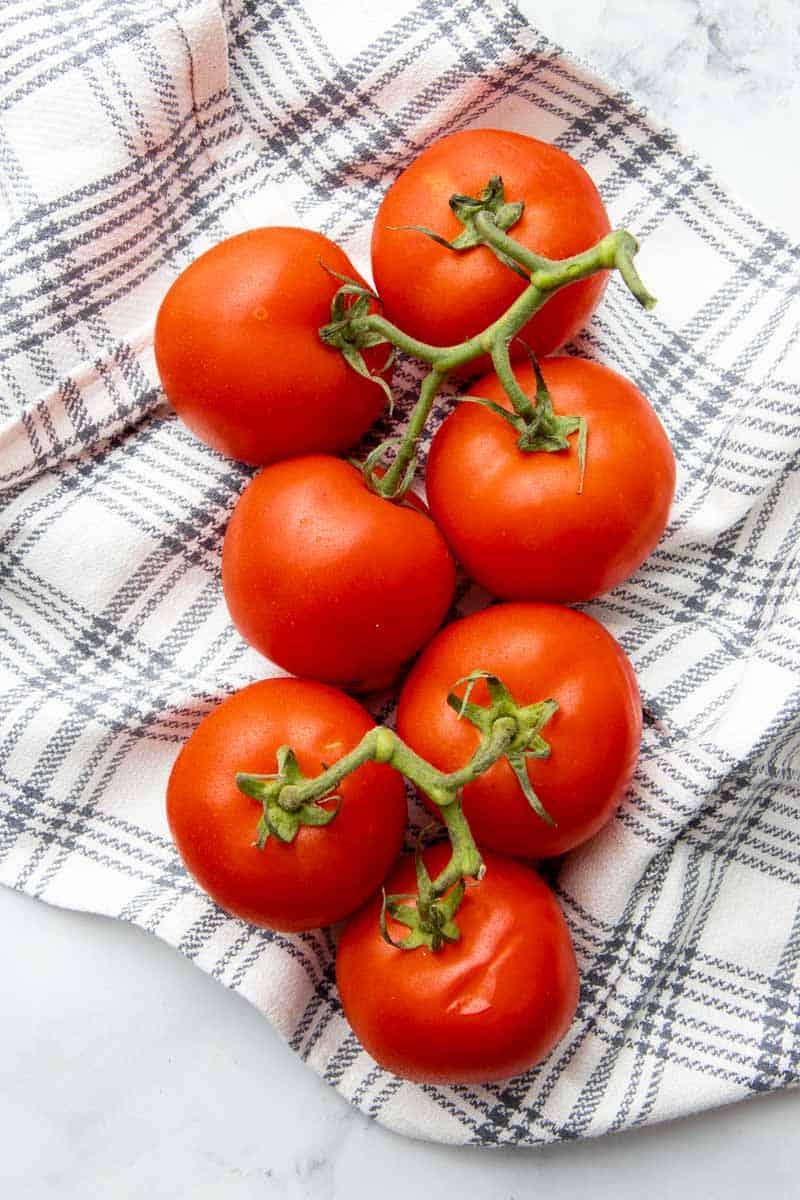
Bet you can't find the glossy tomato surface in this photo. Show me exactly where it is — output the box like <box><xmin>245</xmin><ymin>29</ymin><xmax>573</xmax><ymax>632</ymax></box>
<box><xmin>155</xmin><ymin>228</ymin><xmax>388</xmax><ymax>464</ymax></box>
<box><xmin>371</xmin><ymin>129</ymin><xmax>611</xmax><ymax>362</ymax></box>
<box><xmin>167</xmin><ymin>678</ymin><xmax>407</xmax><ymax>931</ymax></box>
<box><xmin>221</xmin><ymin>455</ymin><xmax>456</xmax><ymax>691</ymax></box>
<box><xmin>426</xmin><ymin>356</ymin><xmax>675</xmax><ymax>602</ymax></box>
<box><xmin>336</xmin><ymin>846</ymin><xmax>579</xmax><ymax>1084</ymax></box>
<box><xmin>396</xmin><ymin>603</ymin><xmax>642</xmax><ymax>859</ymax></box>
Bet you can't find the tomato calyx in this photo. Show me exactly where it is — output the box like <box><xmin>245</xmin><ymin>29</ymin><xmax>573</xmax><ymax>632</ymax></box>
<box><xmin>317</xmin><ymin>263</ymin><xmax>396</xmax><ymax>412</ymax></box>
<box><xmin>464</xmin><ymin>344</ymin><xmax>587</xmax><ymax>492</ymax></box>
<box><xmin>447</xmin><ymin>671</ymin><xmax>558</xmax><ymax>826</ymax></box>
<box><xmin>380</xmin><ymin>842</ymin><xmax>466</xmax><ymax>952</ymax></box>
<box><xmin>386</xmin><ymin>174</ymin><xmax>529</xmax><ymax>281</ymax></box>
<box><xmin>236</xmin><ymin>745</ymin><xmax>342</xmax><ymax>848</ymax></box>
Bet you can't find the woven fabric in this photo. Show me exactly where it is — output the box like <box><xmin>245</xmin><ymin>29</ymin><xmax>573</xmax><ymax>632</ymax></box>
<box><xmin>2</xmin><ymin>0</ymin><xmax>799</xmax><ymax>1145</ymax></box>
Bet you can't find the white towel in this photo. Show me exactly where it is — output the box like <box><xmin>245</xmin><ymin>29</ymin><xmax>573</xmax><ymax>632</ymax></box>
<box><xmin>1</xmin><ymin>0</ymin><xmax>798</xmax><ymax>1145</ymax></box>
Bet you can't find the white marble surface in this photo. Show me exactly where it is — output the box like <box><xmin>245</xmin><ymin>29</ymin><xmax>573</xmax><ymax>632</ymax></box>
<box><xmin>3</xmin><ymin>1</ymin><xmax>800</xmax><ymax>1195</ymax></box>
<box><xmin>526</xmin><ymin>0</ymin><xmax>800</xmax><ymax>237</ymax></box>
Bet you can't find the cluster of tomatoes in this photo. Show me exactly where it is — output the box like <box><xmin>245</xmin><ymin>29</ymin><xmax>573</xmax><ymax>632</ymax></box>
<box><xmin>156</xmin><ymin>129</ymin><xmax>675</xmax><ymax>1086</ymax></box>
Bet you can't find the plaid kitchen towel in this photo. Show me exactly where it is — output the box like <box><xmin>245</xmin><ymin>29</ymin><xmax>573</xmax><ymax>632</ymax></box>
<box><xmin>2</xmin><ymin>0</ymin><xmax>799</xmax><ymax>1146</ymax></box>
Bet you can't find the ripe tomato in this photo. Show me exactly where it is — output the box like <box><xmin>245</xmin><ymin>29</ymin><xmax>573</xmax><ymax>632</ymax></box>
<box><xmin>396</xmin><ymin>603</ymin><xmax>641</xmax><ymax>859</ymax></box>
<box><xmin>425</xmin><ymin>356</ymin><xmax>675</xmax><ymax>602</ymax></box>
<box><xmin>167</xmin><ymin>678</ymin><xmax>407</xmax><ymax>931</ymax></box>
<box><xmin>336</xmin><ymin>845</ymin><xmax>579</xmax><ymax>1084</ymax></box>
<box><xmin>154</xmin><ymin>228</ymin><xmax>389</xmax><ymax>465</ymax></box>
<box><xmin>371</xmin><ymin>129</ymin><xmax>611</xmax><ymax>361</ymax></box>
<box><xmin>221</xmin><ymin>455</ymin><xmax>456</xmax><ymax>691</ymax></box>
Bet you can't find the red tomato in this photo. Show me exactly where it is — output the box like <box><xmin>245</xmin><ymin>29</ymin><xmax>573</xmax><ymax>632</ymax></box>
<box><xmin>396</xmin><ymin>603</ymin><xmax>641</xmax><ymax>859</ymax></box>
<box><xmin>221</xmin><ymin>455</ymin><xmax>456</xmax><ymax>691</ymax></box>
<box><xmin>371</xmin><ymin>129</ymin><xmax>611</xmax><ymax>362</ymax></box>
<box><xmin>154</xmin><ymin>228</ymin><xmax>388</xmax><ymax>465</ymax></box>
<box><xmin>167</xmin><ymin>678</ymin><xmax>407</xmax><ymax>931</ymax></box>
<box><xmin>425</xmin><ymin>356</ymin><xmax>675</xmax><ymax>602</ymax></box>
<box><xmin>336</xmin><ymin>845</ymin><xmax>579</xmax><ymax>1084</ymax></box>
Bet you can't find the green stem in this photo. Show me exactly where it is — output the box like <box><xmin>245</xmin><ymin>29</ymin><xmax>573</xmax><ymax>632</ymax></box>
<box><xmin>349</xmin><ymin>278</ymin><xmax>547</xmax><ymax>375</ymax></box>
<box><xmin>239</xmin><ymin>714</ymin><xmax>523</xmax><ymax>910</ymax></box>
<box><xmin>376</xmin><ymin>368</ymin><xmax>445</xmax><ymax>498</ymax></box>
<box><xmin>474</xmin><ymin>211</ymin><xmax>613</xmax><ymax>280</ymax></box>
<box><xmin>238</xmin><ymin>718</ymin><xmax>506</xmax><ymax>915</ymax></box>
<box><xmin>272</xmin><ymin>734</ymin><xmax>378</xmax><ymax>812</ymax></box>
<box><xmin>474</xmin><ymin>212</ymin><xmax>656</xmax><ymax>311</ymax></box>
<box><xmin>346</xmin><ymin>224</ymin><xmax>654</xmax><ymax>497</ymax></box>
<box><xmin>490</xmin><ymin>339</ymin><xmax>537</xmax><ymax>423</ymax></box>
<box><xmin>261</xmin><ymin>716</ymin><xmax>517</xmax><ymax>818</ymax></box>
<box><xmin>237</xmin><ymin>675</ymin><xmax>559</xmax><ymax>949</ymax></box>
<box><xmin>352</xmin><ymin>315</ymin><xmax>450</xmax><ymax>366</ymax></box>
<box><xmin>432</xmin><ymin>800</ymin><xmax>484</xmax><ymax>896</ymax></box>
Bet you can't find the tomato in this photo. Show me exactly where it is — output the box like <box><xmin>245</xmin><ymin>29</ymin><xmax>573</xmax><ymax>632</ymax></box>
<box><xmin>371</xmin><ymin>129</ymin><xmax>611</xmax><ymax>362</ymax></box>
<box><xmin>336</xmin><ymin>845</ymin><xmax>579</xmax><ymax>1083</ymax></box>
<box><xmin>167</xmin><ymin>678</ymin><xmax>407</xmax><ymax>931</ymax></box>
<box><xmin>154</xmin><ymin>228</ymin><xmax>389</xmax><ymax>465</ymax></box>
<box><xmin>396</xmin><ymin>603</ymin><xmax>641</xmax><ymax>859</ymax></box>
<box><xmin>221</xmin><ymin>455</ymin><xmax>456</xmax><ymax>691</ymax></box>
<box><xmin>425</xmin><ymin>356</ymin><xmax>675</xmax><ymax>602</ymax></box>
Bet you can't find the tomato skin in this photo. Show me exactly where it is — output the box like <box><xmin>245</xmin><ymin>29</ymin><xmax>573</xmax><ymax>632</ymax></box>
<box><xmin>425</xmin><ymin>357</ymin><xmax>675</xmax><ymax>602</ymax></box>
<box><xmin>371</xmin><ymin>129</ymin><xmax>611</xmax><ymax>363</ymax></box>
<box><xmin>221</xmin><ymin>455</ymin><xmax>456</xmax><ymax>691</ymax></box>
<box><xmin>396</xmin><ymin>603</ymin><xmax>641</xmax><ymax>859</ymax></box>
<box><xmin>336</xmin><ymin>846</ymin><xmax>579</xmax><ymax>1084</ymax></box>
<box><xmin>154</xmin><ymin>228</ymin><xmax>388</xmax><ymax>465</ymax></box>
<box><xmin>166</xmin><ymin>679</ymin><xmax>407</xmax><ymax>931</ymax></box>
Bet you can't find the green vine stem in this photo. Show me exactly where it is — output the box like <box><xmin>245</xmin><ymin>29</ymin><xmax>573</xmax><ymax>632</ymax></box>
<box><xmin>319</xmin><ymin>176</ymin><xmax>656</xmax><ymax>500</ymax></box>
<box><xmin>236</xmin><ymin>672</ymin><xmax>558</xmax><ymax>950</ymax></box>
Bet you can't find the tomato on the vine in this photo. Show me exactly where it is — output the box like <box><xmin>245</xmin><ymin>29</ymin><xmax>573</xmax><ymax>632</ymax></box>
<box><xmin>336</xmin><ymin>845</ymin><xmax>579</xmax><ymax>1084</ymax></box>
<box><xmin>425</xmin><ymin>356</ymin><xmax>675</xmax><ymax>602</ymax></box>
<box><xmin>221</xmin><ymin>455</ymin><xmax>456</xmax><ymax>691</ymax></box>
<box><xmin>155</xmin><ymin>228</ymin><xmax>389</xmax><ymax>465</ymax></box>
<box><xmin>396</xmin><ymin>603</ymin><xmax>642</xmax><ymax>859</ymax></box>
<box><xmin>167</xmin><ymin>678</ymin><xmax>407</xmax><ymax>931</ymax></box>
<box><xmin>371</xmin><ymin>129</ymin><xmax>611</xmax><ymax>361</ymax></box>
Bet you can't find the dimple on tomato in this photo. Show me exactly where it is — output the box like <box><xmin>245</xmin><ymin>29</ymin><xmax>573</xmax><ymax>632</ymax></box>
<box><xmin>155</xmin><ymin>227</ymin><xmax>389</xmax><ymax>465</ymax></box>
<box><xmin>371</xmin><ymin>129</ymin><xmax>611</xmax><ymax>361</ymax></box>
<box><xmin>425</xmin><ymin>356</ymin><xmax>676</xmax><ymax>602</ymax></box>
<box><xmin>221</xmin><ymin>455</ymin><xmax>456</xmax><ymax>691</ymax></box>
<box><xmin>336</xmin><ymin>845</ymin><xmax>579</xmax><ymax>1084</ymax></box>
<box><xmin>396</xmin><ymin>603</ymin><xmax>642</xmax><ymax>859</ymax></box>
<box><xmin>167</xmin><ymin>678</ymin><xmax>407</xmax><ymax>931</ymax></box>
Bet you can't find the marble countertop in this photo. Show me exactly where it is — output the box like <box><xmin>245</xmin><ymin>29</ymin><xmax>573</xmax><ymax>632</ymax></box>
<box><xmin>3</xmin><ymin>1</ymin><xmax>800</xmax><ymax>1196</ymax></box>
